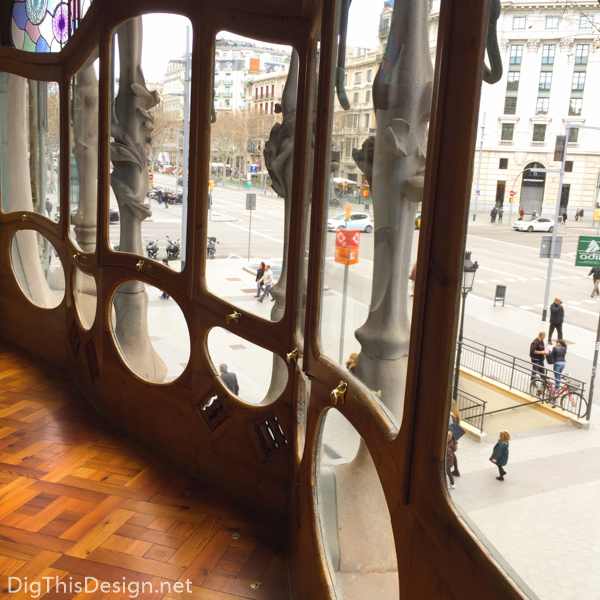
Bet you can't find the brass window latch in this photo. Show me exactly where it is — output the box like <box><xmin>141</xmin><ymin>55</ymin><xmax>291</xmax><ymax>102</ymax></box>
<box><xmin>225</xmin><ymin>311</ymin><xmax>242</xmax><ymax>324</ymax></box>
<box><xmin>330</xmin><ymin>381</ymin><xmax>348</xmax><ymax>405</ymax></box>
<box><xmin>136</xmin><ymin>260</ymin><xmax>145</xmax><ymax>271</ymax></box>
<box><xmin>22</xmin><ymin>213</ymin><xmax>30</xmax><ymax>221</ymax></box>
<box><xmin>286</xmin><ymin>348</ymin><xmax>299</xmax><ymax>363</ymax></box>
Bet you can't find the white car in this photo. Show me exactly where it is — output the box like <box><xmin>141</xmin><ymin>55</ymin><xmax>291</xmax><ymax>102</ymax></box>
<box><xmin>327</xmin><ymin>212</ymin><xmax>374</xmax><ymax>233</ymax></box>
<box><xmin>512</xmin><ymin>216</ymin><xmax>555</xmax><ymax>233</ymax></box>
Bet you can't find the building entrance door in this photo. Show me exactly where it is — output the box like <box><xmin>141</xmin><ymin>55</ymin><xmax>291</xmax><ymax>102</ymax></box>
<box><xmin>521</xmin><ymin>162</ymin><xmax>546</xmax><ymax>214</ymax></box>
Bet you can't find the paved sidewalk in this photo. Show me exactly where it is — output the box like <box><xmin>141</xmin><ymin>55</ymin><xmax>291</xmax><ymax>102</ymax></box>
<box><xmin>450</xmin><ymin>414</ymin><xmax>600</xmax><ymax>600</ymax></box>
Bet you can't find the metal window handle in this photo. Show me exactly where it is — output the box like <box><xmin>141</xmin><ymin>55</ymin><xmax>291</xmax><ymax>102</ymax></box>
<box><xmin>330</xmin><ymin>381</ymin><xmax>348</xmax><ymax>405</ymax></box>
<box><xmin>73</xmin><ymin>252</ymin><xmax>81</xmax><ymax>261</ymax></box>
<box><xmin>286</xmin><ymin>348</ymin><xmax>299</xmax><ymax>363</ymax></box>
<box><xmin>136</xmin><ymin>260</ymin><xmax>145</xmax><ymax>271</ymax></box>
<box><xmin>225</xmin><ymin>311</ymin><xmax>242</xmax><ymax>324</ymax></box>
<box><xmin>22</xmin><ymin>213</ymin><xmax>29</xmax><ymax>221</ymax></box>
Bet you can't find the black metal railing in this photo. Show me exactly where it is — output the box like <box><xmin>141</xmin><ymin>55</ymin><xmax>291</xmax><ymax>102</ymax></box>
<box><xmin>456</xmin><ymin>389</ymin><xmax>486</xmax><ymax>433</ymax></box>
<box><xmin>459</xmin><ymin>338</ymin><xmax>588</xmax><ymax>420</ymax></box>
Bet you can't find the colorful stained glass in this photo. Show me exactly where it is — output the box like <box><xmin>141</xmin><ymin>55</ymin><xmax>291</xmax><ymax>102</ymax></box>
<box><xmin>8</xmin><ymin>0</ymin><xmax>93</xmax><ymax>52</ymax></box>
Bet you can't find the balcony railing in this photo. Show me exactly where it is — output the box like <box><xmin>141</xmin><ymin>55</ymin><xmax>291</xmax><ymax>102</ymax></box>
<box><xmin>567</xmin><ymin>142</ymin><xmax>579</xmax><ymax>149</ymax></box>
<box><xmin>455</xmin><ymin>389</ymin><xmax>486</xmax><ymax>433</ymax></box>
<box><xmin>530</xmin><ymin>141</ymin><xmax>546</xmax><ymax>147</ymax></box>
<box><xmin>498</xmin><ymin>140</ymin><xmax>514</xmax><ymax>146</ymax></box>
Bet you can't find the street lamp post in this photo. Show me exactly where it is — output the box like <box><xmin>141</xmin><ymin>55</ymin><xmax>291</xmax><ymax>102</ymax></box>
<box><xmin>453</xmin><ymin>252</ymin><xmax>479</xmax><ymax>401</ymax></box>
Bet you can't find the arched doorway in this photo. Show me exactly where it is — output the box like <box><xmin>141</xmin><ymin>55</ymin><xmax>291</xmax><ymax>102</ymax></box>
<box><xmin>521</xmin><ymin>161</ymin><xmax>546</xmax><ymax>214</ymax></box>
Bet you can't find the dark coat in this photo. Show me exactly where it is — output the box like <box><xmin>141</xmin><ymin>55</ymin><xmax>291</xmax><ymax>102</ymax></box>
<box><xmin>551</xmin><ymin>344</ymin><xmax>567</xmax><ymax>363</ymax></box>
<box><xmin>256</xmin><ymin>267</ymin><xmax>265</xmax><ymax>282</ymax></box>
<box><xmin>220</xmin><ymin>371</ymin><xmax>239</xmax><ymax>396</ymax></box>
<box><xmin>490</xmin><ymin>441</ymin><xmax>509</xmax><ymax>467</ymax></box>
<box><xmin>589</xmin><ymin>267</ymin><xmax>600</xmax><ymax>280</ymax></box>
<box><xmin>549</xmin><ymin>302</ymin><xmax>564</xmax><ymax>324</ymax></box>
<box><xmin>446</xmin><ymin>438</ymin><xmax>458</xmax><ymax>468</ymax></box>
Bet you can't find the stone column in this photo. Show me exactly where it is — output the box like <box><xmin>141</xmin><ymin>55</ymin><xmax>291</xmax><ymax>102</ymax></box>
<box><xmin>110</xmin><ymin>17</ymin><xmax>167</xmax><ymax>383</ymax></box>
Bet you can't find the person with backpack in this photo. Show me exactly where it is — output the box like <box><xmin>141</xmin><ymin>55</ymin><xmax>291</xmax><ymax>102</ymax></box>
<box><xmin>550</xmin><ymin>339</ymin><xmax>567</xmax><ymax>392</ymax></box>
<box><xmin>548</xmin><ymin>297</ymin><xmax>564</xmax><ymax>343</ymax></box>
<box><xmin>530</xmin><ymin>332</ymin><xmax>547</xmax><ymax>380</ymax></box>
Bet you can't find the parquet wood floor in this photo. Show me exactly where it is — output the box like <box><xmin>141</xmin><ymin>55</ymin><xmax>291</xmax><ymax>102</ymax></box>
<box><xmin>0</xmin><ymin>338</ymin><xmax>289</xmax><ymax>600</ymax></box>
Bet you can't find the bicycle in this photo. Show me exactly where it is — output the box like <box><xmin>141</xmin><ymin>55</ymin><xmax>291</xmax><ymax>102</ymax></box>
<box><xmin>530</xmin><ymin>373</ymin><xmax>586</xmax><ymax>417</ymax></box>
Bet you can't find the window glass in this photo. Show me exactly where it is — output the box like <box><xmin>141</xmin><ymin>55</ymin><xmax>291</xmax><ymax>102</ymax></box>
<box><xmin>575</xmin><ymin>44</ymin><xmax>589</xmax><ymax>65</ymax></box>
<box><xmin>501</xmin><ymin>124</ymin><xmax>514</xmax><ymax>140</ymax></box>
<box><xmin>572</xmin><ymin>72</ymin><xmax>586</xmax><ymax>91</ymax></box>
<box><xmin>506</xmin><ymin>71</ymin><xmax>519</xmax><ymax>92</ymax></box>
<box><xmin>110</xmin><ymin>281</ymin><xmax>191</xmax><ymax>383</ymax></box>
<box><xmin>509</xmin><ymin>45</ymin><xmax>523</xmax><ymax>64</ymax></box>
<box><xmin>317</xmin><ymin>410</ymin><xmax>398</xmax><ymax>600</ymax></box>
<box><xmin>542</xmin><ymin>44</ymin><xmax>555</xmax><ymax>64</ymax></box>
<box><xmin>0</xmin><ymin>75</ymin><xmax>60</xmax><ymax>219</ymax></box>
<box><xmin>499</xmin><ymin>158</ymin><xmax>508</xmax><ymax>169</ymax></box>
<box><xmin>535</xmin><ymin>98</ymin><xmax>548</xmax><ymax>114</ymax></box>
<box><xmin>533</xmin><ymin>124</ymin><xmax>546</xmax><ymax>141</ymax></box>
<box><xmin>206</xmin><ymin>328</ymin><xmax>287</xmax><ymax>405</ymax></box>
<box><xmin>546</xmin><ymin>16</ymin><xmax>559</xmax><ymax>29</ymax></box>
<box><xmin>504</xmin><ymin>96</ymin><xmax>517</xmax><ymax>114</ymax></box>
<box><xmin>110</xmin><ymin>15</ymin><xmax>192</xmax><ymax>273</ymax></box>
<box><xmin>538</xmin><ymin>72</ymin><xmax>551</xmax><ymax>91</ymax></box>
<box><xmin>10</xmin><ymin>230</ymin><xmax>64</xmax><ymax>309</ymax></box>
<box><xmin>74</xmin><ymin>267</ymin><xmax>97</xmax><ymax>330</ymax></box>
<box><xmin>206</xmin><ymin>32</ymin><xmax>295</xmax><ymax>323</ymax></box>
<box><xmin>70</xmin><ymin>51</ymin><xmax>99</xmax><ymax>253</ymax></box>
<box><xmin>569</xmin><ymin>98</ymin><xmax>582</xmax><ymax>115</ymax></box>
<box><xmin>513</xmin><ymin>17</ymin><xmax>525</xmax><ymax>30</ymax></box>
<box><xmin>579</xmin><ymin>15</ymin><xmax>593</xmax><ymax>29</ymax></box>
<box><xmin>568</xmin><ymin>127</ymin><xmax>579</xmax><ymax>143</ymax></box>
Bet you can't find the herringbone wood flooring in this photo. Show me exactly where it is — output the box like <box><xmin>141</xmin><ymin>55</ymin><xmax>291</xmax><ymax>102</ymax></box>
<box><xmin>0</xmin><ymin>338</ymin><xmax>289</xmax><ymax>600</ymax></box>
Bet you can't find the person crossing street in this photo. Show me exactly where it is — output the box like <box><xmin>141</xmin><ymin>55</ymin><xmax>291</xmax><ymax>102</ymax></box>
<box><xmin>548</xmin><ymin>297</ymin><xmax>564</xmax><ymax>343</ymax></box>
<box><xmin>589</xmin><ymin>267</ymin><xmax>600</xmax><ymax>297</ymax></box>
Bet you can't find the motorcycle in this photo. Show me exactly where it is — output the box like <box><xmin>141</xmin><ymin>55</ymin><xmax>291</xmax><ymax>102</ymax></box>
<box><xmin>166</xmin><ymin>236</ymin><xmax>180</xmax><ymax>260</ymax></box>
<box><xmin>207</xmin><ymin>236</ymin><xmax>218</xmax><ymax>259</ymax></box>
<box><xmin>146</xmin><ymin>239</ymin><xmax>159</xmax><ymax>260</ymax></box>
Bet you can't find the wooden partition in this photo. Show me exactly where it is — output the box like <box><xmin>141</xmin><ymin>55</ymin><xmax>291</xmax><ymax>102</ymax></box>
<box><xmin>0</xmin><ymin>0</ymin><xmax>530</xmax><ymax>598</ymax></box>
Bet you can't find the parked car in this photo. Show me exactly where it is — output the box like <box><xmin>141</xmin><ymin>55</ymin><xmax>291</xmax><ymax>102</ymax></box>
<box><xmin>109</xmin><ymin>208</ymin><xmax>120</xmax><ymax>222</ymax></box>
<box><xmin>512</xmin><ymin>216</ymin><xmax>554</xmax><ymax>232</ymax></box>
<box><xmin>415</xmin><ymin>213</ymin><xmax>421</xmax><ymax>230</ymax></box>
<box><xmin>327</xmin><ymin>212</ymin><xmax>373</xmax><ymax>233</ymax></box>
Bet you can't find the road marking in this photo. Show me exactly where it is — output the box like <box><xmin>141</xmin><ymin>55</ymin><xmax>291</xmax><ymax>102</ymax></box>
<box><xmin>224</xmin><ymin>222</ymin><xmax>283</xmax><ymax>244</ymax></box>
<box><xmin>478</xmin><ymin>266</ymin><xmax>527</xmax><ymax>280</ymax></box>
<box><xmin>584</xmin><ymin>299</ymin><xmax>597</xmax><ymax>304</ymax></box>
<box><xmin>490</xmin><ymin>279</ymin><xmax>503</xmax><ymax>282</ymax></box>
<box><xmin>477</xmin><ymin>280</ymin><xmax>488</xmax><ymax>284</ymax></box>
<box><xmin>535</xmin><ymin>304</ymin><xmax>544</xmax><ymax>308</ymax></box>
<box><xmin>570</xmin><ymin>301</ymin><xmax>582</xmax><ymax>305</ymax></box>
<box><xmin>531</xmin><ymin>277</ymin><xmax>543</xmax><ymax>281</ymax></box>
<box><xmin>504</xmin><ymin>278</ymin><xmax>516</xmax><ymax>282</ymax></box>
<box><xmin>519</xmin><ymin>305</ymin><xmax>534</xmax><ymax>310</ymax></box>
<box><xmin>570</xmin><ymin>306</ymin><xmax>599</xmax><ymax>315</ymax></box>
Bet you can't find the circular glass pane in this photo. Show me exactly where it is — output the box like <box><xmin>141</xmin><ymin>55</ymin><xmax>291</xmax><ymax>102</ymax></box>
<box><xmin>206</xmin><ymin>327</ymin><xmax>287</xmax><ymax>405</ymax></box>
<box><xmin>10</xmin><ymin>230</ymin><xmax>64</xmax><ymax>308</ymax></box>
<box><xmin>110</xmin><ymin>281</ymin><xmax>190</xmax><ymax>383</ymax></box>
<box><xmin>73</xmin><ymin>267</ymin><xmax>97</xmax><ymax>330</ymax></box>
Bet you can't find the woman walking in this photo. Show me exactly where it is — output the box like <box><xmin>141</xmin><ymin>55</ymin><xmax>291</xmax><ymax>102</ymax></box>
<box><xmin>551</xmin><ymin>339</ymin><xmax>567</xmax><ymax>392</ymax></box>
<box><xmin>255</xmin><ymin>262</ymin><xmax>265</xmax><ymax>297</ymax></box>
<box><xmin>490</xmin><ymin>430</ymin><xmax>510</xmax><ymax>481</ymax></box>
<box><xmin>446</xmin><ymin>431</ymin><xmax>458</xmax><ymax>489</ymax></box>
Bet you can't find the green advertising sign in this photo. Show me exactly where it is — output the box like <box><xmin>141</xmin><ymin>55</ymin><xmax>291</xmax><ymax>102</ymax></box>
<box><xmin>575</xmin><ymin>236</ymin><xmax>600</xmax><ymax>267</ymax></box>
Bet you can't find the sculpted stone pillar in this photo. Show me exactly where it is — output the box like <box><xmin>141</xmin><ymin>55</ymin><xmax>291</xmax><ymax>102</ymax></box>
<box><xmin>263</xmin><ymin>51</ymin><xmax>298</xmax><ymax>398</ymax></box>
<box><xmin>110</xmin><ymin>18</ymin><xmax>167</xmax><ymax>383</ymax></box>
<box><xmin>6</xmin><ymin>74</ymin><xmax>59</xmax><ymax>308</ymax></box>
<box><xmin>332</xmin><ymin>0</ymin><xmax>433</xmax><ymax>575</ymax></box>
<box><xmin>72</xmin><ymin>61</ymin><xmax>99</xmax><ymax>254</ymax></box>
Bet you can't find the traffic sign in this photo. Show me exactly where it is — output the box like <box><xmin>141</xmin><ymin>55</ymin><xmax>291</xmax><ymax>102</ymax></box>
<box><xmin>540</xmin><ymin>236</ymin><xmax>562</xmax><ymax>259</ymax></box>
<box><xmin>246</xmin><ymin>193</ymin><xmax>256</xmax><ymax>210</ymax></box>
<box><xmin>575</xmin><ymin>236</ymin><xmax>600</xmax><ymax>267</ymax></box>
<box><xmin>476</xmin><ymin>190</ymin><xmax>480</xmax><ymax>195</ymax></box>
<box><xmin>509</xmin><ymin>190</ymin><xmax>514</xmax><ymax>197</ymax></box>
<box><xmin>335</xmin><ymin>230</ymin><xmax>360</xmax><ymax>265</ymax></box>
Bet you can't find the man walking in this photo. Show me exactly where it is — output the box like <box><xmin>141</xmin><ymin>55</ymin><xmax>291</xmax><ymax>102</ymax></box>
<box><xmin>159</xmin><ymin>259</ymin><xmax>170</xmax><ymax>299</ymax></box>
<box><xmin>589</xmin><ymin>267</ymin><xmax>600</xmax><ymax>297</ymax></box>
<box><xmin>490</xmin><ymin>207</ymin><xmax>497</xmax><ymax>223</ymax></box>
<box><xmin>157</xmin><ymin>189</ymin><xmax>163</xmax><ymax>205</ymax></box>
<box><xmin>219</xmin><ymin>364</ymin><xmax>239</xmax><ymax>395</ymax></box>
<box><xmin>548</xmin><ymin>297</ymin><xmax>564</xmax><ymax>343</ymax></box>
<box><xmin>519</xmin><ymin>206</ymin><xmax>524</xmax><ymax>220</ymax></box>
<box><xmin>530</xmin><ymin>332</ymin><xmax>547</xmax><ymax>380</ymax></box>
<box><xmin>45</xmin><ymin>198</ymin><xmax>52</xmax><ymax>219</ymax></box>
<box><xmin>498</xmin><ymin>208</ymin><xmax>503</xmax><ymax>223</ymax></box>
<box><xmin>257</xmin><ymin>264</ymin><xmax>273</xmax><ymax>302</ymax></box>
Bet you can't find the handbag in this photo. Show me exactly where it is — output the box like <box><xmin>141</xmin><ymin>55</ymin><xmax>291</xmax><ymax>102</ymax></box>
<box><xmin>546</xmin><ymin>350</ymin><xmax>554</xmax><ymax>365</ymax></box>
<box><xmin>449</xmin><ymin>420</ymin><xmax>465</xmax><ymax>442</ymax></box>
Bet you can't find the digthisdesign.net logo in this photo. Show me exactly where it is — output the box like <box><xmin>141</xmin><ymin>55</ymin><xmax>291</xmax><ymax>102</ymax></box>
<box><xmin>8</xmin><ymin>576</ymin><xmax>193</xmax><ymax>598</ymax></box>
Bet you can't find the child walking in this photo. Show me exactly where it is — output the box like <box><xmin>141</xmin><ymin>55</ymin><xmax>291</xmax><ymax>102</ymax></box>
<box><xmin>489</xmin><ymin>430</ymin><xmax>510</xmax><ymax>481</ymax></box>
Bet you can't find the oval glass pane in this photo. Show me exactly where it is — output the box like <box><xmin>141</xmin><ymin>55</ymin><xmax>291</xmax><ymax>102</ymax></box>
<box><xmin>73</xmin><ymin>267</ymin><xmax>97</xmax><ymax>330</ymax></box>
<box><xmin>317</xmin><ymin>409</ymin><xmax>398</xmax><ymax>600</ymax></box>
<box><xmin>10</xmin><ymin>230</ymin><xmax>64</xmax><ymax>308</ymax></box>
<box><xmin>206</xmin><ymin>327</ymin><xmax>287</xmax><ymax>405</ymax></box>
<box><xmin>110</xmin><ymin>281</ymin><xmax>190</xmax><ymax>383</ymax></box>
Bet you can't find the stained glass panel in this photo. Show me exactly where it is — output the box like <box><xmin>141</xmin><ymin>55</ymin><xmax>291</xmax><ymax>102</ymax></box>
<box><xmin>10</xmin><ymin>0</ymin><xmax>93</xmax><ymax>52</ymax></box>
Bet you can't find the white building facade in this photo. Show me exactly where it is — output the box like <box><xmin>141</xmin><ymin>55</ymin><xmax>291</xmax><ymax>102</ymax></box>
<box><xmin>431</xmin><ymin>1</ymin><xmax>600</xmax><ymax>218</ymax></box>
